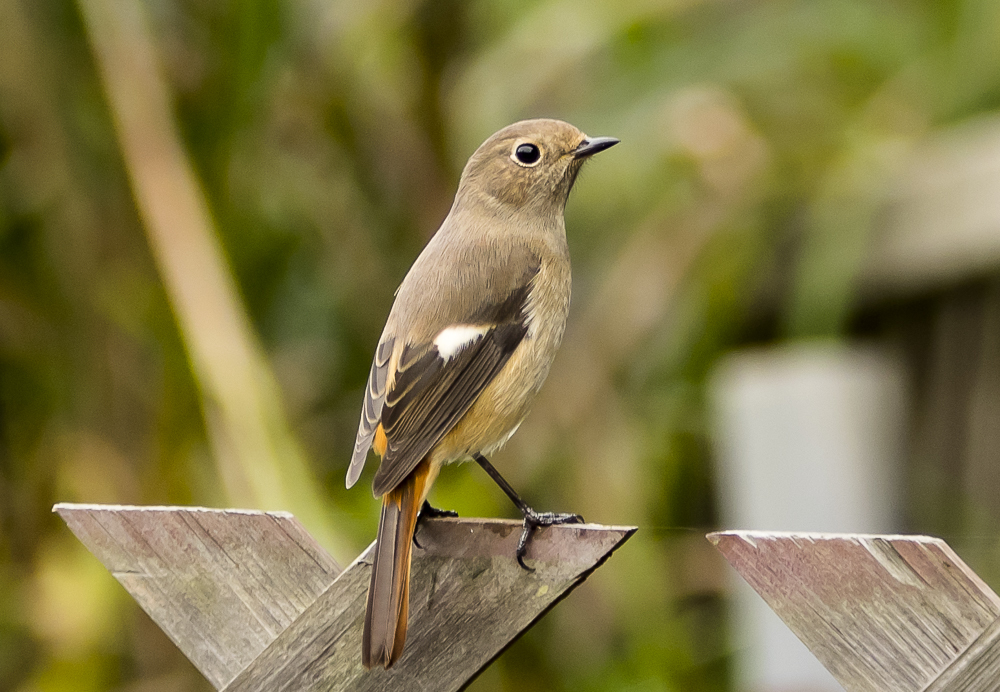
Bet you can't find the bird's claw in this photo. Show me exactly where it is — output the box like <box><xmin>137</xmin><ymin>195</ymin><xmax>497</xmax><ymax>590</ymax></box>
<box><xmin>413</xmin><ymin>501</ymin><xmax>459</xmax><ymax>549</ymax></box>
<box><xmin>515</xmin><ymin>510</ymin><xmax>585</xmax><ymax>571</ymax></box>
<box><xmin>419</xmin><ymin>502</ymin><xmax>459</xmax><ymax>520</ymax></box>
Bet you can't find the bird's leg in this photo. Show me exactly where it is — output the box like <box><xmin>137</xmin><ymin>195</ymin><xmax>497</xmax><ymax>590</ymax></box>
<box><xmin>413</xmin><ymin>500</ymin><xmax>459</xmax><ymax>549</ymax></box>
<box><xmin>473</xmin><ymin>453</ymin><xmax>584</xmax><ymax>571</ymax></box>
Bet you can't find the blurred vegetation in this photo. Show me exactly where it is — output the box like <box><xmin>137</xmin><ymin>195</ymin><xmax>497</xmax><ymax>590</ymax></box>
<box><xmin>3</xmin><ymin>0</ymin><xmax>1000</xmax><ymax>690</ymax></box>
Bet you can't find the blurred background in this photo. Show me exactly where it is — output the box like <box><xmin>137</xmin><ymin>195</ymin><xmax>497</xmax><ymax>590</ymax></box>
<box><xmin>4</xmin><ymin>0</ymin><xmax>1000</xmax><ymax>690</ymax></box>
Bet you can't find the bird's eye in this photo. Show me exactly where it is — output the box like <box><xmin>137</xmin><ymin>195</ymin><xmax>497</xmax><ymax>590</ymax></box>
<box><xmin>513</xmin><ymin>143</ymin><xmax>541</xmax><ymax>166</ymax></box>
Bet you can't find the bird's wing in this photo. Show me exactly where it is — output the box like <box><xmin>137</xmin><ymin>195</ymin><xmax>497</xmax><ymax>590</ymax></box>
<box><xmin>347</xmin><ymin>261</ymin><xmax>538</xmax><ymax>495</ymax></box>
<box><xmin>346</xmin><ymin>337</ymin><xmax>394</xmax><ymax>488</ymax></box>
<box><xmin>373</xmin><ymin>320</ymin><xmax>527</xmax><ymax>496</ymax></box>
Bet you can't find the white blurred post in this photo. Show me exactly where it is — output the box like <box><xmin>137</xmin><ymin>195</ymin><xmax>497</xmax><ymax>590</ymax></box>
<box><xmin>710</xmin><ymin>343</ymin><xmax>907</xmax><ymax>692</ymax></box>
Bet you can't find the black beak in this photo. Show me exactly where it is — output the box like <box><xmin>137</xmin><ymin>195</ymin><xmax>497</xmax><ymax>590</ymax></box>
<box><xmin>573</xmin><ymin>136</ymin><xmax>619</xmax><ymax>159</ymax></box>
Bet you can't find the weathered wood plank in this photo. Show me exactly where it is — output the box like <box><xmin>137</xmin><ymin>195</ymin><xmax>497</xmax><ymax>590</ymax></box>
<box><xmin>708</xmin><ymin>531</ymin><xmax>1000</xmax><ymax>692</ymax></box>
<box><xmin>55</xmin><ymin>504</ymin><xmax>342</xmax><ymax>689</ymax></box>
<box><xmin>222</xmin><ymin>518</ymin><xmax>635</xmax><ymax>692</ymax></box>
<box><xmin>57</xmin><ymin>504</ymin><xmax>635</xmax><ymax>691</ymax></box>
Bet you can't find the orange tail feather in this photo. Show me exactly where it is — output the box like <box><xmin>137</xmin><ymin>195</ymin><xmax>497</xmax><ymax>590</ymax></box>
<box><xmin>362</xmin><ymin>459</ymin><xmax>430</xmax><ymax>669</ymax></box>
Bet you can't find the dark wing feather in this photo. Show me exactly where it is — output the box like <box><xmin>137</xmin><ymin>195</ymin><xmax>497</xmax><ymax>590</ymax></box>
<box><xmin>370</xmin><ymin>284</ymin><xmax>533</xmax><ymax>497</ymax></box>
<box><xmin>347</xmin><ymin>338</ymin><xmax>394</xmax><ymax>488</ymax></box>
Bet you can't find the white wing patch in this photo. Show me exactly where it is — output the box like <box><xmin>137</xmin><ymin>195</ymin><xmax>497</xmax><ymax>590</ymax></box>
<box><xmin>434</xmin><ymin>325</ymin><xmax>488</xmax><ymax>362</ymax></box>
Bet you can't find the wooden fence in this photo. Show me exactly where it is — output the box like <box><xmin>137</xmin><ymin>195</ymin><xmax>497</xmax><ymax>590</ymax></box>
<box><xmin>56</xmin><ymin>502</ymin><xmax>1000</xmax><ymax>690</ymax></box>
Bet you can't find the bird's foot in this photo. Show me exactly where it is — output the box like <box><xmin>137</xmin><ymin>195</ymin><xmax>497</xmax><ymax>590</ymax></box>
<box><xmin>419</xmin><ymin>500</ymin><xmax>459</xmax><ymax>520</ymax></box>
<box><xmin>516</xmin><ymin>508</ymin><xmax>585</xmax><ymax>571</ymax></box>
<box><xmin>413</xmin><ymin>500</ymin><xmax>459</xmax><ymax>549</ymax></box>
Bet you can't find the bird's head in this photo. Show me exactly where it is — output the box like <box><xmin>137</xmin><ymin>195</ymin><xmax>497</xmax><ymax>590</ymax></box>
<box><xmin>455</xmin><ymin>119</ymin><xmax>618</xmax><ymax>217</ymax></box>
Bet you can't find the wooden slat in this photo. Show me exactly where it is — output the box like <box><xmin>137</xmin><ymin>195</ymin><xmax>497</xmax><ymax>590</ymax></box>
<box><xmin>708</xmin><ymin>531</ymin><xmax>1000</xmax><ymax>692</ymax></box>
<box><xmin>222</xmin><ymin>518</ymin><xmax>635</xmax><ymax>692</ymax></box>
<box><xmin>55</xmin><ymin>504</ymin><xmax>342</xmax><ymax>689</ymax></box>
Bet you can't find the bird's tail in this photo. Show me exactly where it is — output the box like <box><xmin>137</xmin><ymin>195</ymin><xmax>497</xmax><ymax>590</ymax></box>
<box><xmin>363</xmin><ymin>459</ymin><xmax>431</xmax><ymax>669</ymax></box>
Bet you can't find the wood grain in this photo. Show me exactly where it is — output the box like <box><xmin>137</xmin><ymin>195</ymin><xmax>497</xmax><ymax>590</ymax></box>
<box><xmin>55</xmin><ymin>504</ymin><xmax>342</xmax><ymax>689</ymax></box>
<box><xmin>709</xmin><ymin>530</ymin><xmax>1000</xmax><ymax>692</ymax></box>
<box><xmin>223</xmin><ymin>518</ymin><xmax>635</xmax><ymax>692</ymax></box>
<box><xmin>56</xmin><ymin>503</ymin><xmax>634</xmax><ymax>691</ymax></box>
<box><xmin>922</xmin><ymin>616</ymin><xmax>1000</xmax><ymax>692</ymax></box>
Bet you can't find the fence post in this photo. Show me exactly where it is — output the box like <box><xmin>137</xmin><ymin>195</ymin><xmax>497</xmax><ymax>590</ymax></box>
<box><xmin>55</xmin><ymin>503</ymin><xmax>634</xmax><ymax>691</ymax></box>
<box><xmin>709</xmin><ymin>530</ymin><xmax>1000</xmax><ymax>692</ymax></box>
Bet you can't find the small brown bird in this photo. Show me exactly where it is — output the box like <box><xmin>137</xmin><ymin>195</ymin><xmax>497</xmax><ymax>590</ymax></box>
<box><xmin>347</xmin><ymin>119</ymin><xmax>618</xmax><ymax>669</ymax></box>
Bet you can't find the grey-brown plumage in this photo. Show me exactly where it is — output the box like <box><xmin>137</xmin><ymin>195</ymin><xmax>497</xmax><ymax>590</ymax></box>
<box><xmin>347</xmin><ymin>119</ymin><xmax>618</xmax><ymax>669</ymax></box>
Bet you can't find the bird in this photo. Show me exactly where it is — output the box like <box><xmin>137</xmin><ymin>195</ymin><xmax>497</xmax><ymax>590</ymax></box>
<box><xmin>346</xmin><ymin>118</ymin><xmax>618</xmax><ymax>669</ymax></box>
